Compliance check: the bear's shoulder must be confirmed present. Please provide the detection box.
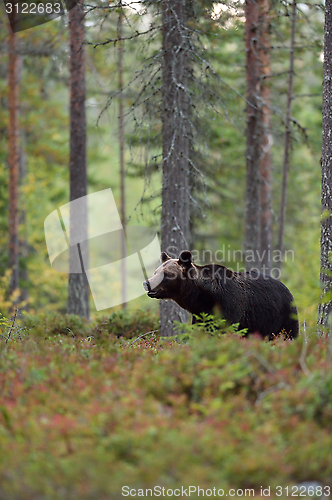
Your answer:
[194,263,235,279]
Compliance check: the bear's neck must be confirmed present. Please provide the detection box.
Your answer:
[173,268,223,316]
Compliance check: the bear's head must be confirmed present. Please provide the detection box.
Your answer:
[143,250,194,300]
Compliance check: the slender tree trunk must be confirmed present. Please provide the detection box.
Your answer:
[318,0,332,333]
[118,2,127,309]
[277,0,297,268]
[8,16,20,298]
[244,0,261,270]
[160,0,191,336]
[67,0,89,318]
[19,129,29,309]
[258,0,273,274]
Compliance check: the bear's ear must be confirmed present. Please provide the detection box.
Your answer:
[178,250,192,270]
[161,252,171,263]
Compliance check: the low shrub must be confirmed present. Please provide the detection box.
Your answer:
[21,311,92,337]
[0,316,331,499]
[94,308,159,339]
[20,309,159,340]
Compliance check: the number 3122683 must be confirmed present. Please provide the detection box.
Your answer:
[276,485,330,497]
[6,3,61,14]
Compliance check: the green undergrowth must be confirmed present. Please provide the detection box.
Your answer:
[0,312,331,499]
[20,309,159,340]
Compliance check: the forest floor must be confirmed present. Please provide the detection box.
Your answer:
[0,311,331,500]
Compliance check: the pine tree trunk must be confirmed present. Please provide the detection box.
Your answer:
[67,1,89,318]
[244,0,261,270]
[258,0,273,274]
[318,0,332,333]
[8,17,20,299]
[118,3,127,309]
[277,0,296,271]
[245,0,272,273]
[160,0,191,336]
[19,129,29,309]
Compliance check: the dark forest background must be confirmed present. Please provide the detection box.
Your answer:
[0,0,325,328]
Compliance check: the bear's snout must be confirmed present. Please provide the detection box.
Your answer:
[143,279,163,298]
[143,280,151,292]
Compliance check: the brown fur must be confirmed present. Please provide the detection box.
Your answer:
[143,251,299,339]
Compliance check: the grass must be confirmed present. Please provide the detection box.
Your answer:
[0,311,331,499]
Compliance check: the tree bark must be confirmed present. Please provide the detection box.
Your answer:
[258,0,273,274]
[118,2,127,309]
[277,0,296,269]
[19,129,29,309]
[160,0,191,336]
[318,0,332,333]
[245,0,273,274]
[244,0,261,270]
[67,0,89,318]
[8,16,20,298]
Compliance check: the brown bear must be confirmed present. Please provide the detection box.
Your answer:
[143,250,299,339]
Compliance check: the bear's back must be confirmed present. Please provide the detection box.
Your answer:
[196,265,298,338]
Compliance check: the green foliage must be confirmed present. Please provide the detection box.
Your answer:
[0,313,11,338]
[0,312,28,344]
[21,311,92,338]
[0,320,331,498]
[20,309,159,340]
[94,308,159,339]
[174,312,248,340]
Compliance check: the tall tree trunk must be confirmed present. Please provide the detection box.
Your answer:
[277,0,297,269]
[8,15,20,299]
[19,129,29,309]
[118,2,127,309]
[67,0,89,318]
[318,0,332,334]
[245,0,273,273]
[244,0,261,270]
[258,0,273,274]
[160,0,191,336]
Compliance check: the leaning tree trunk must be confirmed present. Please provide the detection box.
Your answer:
[160,0,191,336]
[8,15,20,299]
[244,0,261,271]
[318,0,332,334]
[67,0,89,318]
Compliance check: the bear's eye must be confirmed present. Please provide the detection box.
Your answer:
[164,272,174,279]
